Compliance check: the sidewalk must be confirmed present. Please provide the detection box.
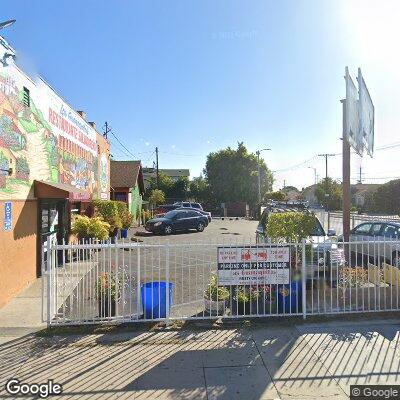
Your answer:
[0,316,399,399]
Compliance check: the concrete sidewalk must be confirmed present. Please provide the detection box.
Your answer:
[0,316,399,399]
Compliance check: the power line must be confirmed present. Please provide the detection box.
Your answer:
[103,123,136,159]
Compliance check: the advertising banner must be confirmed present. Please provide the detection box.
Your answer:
[217,245,291,286]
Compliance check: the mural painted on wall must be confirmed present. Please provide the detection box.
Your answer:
[0,68,105,200]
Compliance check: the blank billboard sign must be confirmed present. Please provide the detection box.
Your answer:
[345,67,362,155]
[358,68,375,157]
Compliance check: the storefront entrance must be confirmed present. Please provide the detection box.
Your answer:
[38,199,68,276]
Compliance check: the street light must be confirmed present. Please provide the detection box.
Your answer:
[308,166,317,185]
[256,148,271,204]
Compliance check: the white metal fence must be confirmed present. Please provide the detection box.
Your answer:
[45,237,400,326]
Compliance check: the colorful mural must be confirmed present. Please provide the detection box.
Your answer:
[0,66,108,200]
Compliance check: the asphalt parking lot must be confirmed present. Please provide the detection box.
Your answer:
[133,218,259,245]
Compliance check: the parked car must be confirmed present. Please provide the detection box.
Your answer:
[173,201,203,210]
[145,209,209,235]
[155,204,179,215]
[176,206,212,223]
[256,202,345,281]
[339,221,400,267]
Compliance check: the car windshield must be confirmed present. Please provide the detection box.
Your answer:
[164,210,181,219]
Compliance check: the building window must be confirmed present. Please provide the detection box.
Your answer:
[22,87,30,107]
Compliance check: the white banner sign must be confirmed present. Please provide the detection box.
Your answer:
[217,245,291,286]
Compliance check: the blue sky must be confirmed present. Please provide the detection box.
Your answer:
[3,0,400,189]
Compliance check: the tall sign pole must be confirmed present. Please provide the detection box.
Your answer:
[342,99,351,244]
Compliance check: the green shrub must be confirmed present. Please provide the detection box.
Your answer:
[93,200,122,231]
[265,211,316,242]
[204,274,230,301]
[72,215,110,240]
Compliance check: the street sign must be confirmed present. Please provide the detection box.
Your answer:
[217,245,290,286]
[4,201,12,231]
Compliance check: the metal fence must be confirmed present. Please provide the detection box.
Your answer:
[45,237,400,326]
[315,210,400,236]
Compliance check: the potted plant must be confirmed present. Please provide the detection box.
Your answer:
[71,215,110,242]
[204,274,230,315]
[120,212,134,239]
[259,285,277,314]
[93,200,122,243]
[232,286,261,315]
[96,272,117,318]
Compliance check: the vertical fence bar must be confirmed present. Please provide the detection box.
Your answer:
[302,239,307,319]
[46,238,52,326]
[165,242,170,324]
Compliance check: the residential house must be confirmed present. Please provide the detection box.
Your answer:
[143,168,190,189]
[110,160,145,224]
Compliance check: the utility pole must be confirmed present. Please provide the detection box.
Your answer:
[358,166,362,184]
[318,153,335,208]
[103,121,111,139]
[255,148,271,204]
[155,147,159,189]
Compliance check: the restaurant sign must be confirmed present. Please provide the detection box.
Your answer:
[217,245,290,286]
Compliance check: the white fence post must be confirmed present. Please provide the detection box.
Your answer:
[165,241,170,325]
[301,239,307,320]
[46,238,52,326]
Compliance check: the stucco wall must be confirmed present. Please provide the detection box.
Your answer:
[0,199,37,308]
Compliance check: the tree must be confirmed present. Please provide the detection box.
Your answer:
[264,191,287,202]
[364,179,400,214]
[189,176,211,204]
[315,178,342,211]
[148,189,165,206]
[145,173,189,201]
[204,142,273,209]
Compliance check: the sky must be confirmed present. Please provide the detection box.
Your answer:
[2,0,400,190]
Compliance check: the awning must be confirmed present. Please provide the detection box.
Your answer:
[34,180,91,201]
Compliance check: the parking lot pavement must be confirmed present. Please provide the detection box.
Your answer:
[1,316,399,399]
[132,218,259,245]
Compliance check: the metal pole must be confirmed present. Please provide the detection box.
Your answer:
[342,100,351,245]
[256,150,261,204]
[156,147,159,189]
[301,239,307,320]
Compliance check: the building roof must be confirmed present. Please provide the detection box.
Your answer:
[110,160,144,194]
[142,168,190,177]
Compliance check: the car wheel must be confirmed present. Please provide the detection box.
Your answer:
[196,222,205,232]
[164,225,172,235]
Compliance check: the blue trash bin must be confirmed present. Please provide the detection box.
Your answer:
[277,281,302,313]
[141,281,174,319]
[120,228,128,239]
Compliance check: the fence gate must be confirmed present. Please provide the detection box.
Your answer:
[45,238,400,326]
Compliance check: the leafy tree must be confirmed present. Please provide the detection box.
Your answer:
[315,178,342,211]
[264,191,287,202]
[189,176,211,204]
[145,173,189,201]
[204,142,273,208]
[364,179,400,214]
[148,189,166,206]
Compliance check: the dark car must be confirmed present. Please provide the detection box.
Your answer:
[145,209,208,235]
[176,207,212,223]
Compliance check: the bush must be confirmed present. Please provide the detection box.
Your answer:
[93,200,122,231]
[121,212,134,229]
[204,274,230,301]
[265,211,316,242]
[72,215,110,240]
[141,209,153,224]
